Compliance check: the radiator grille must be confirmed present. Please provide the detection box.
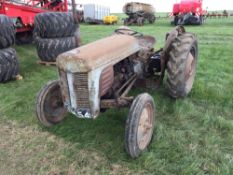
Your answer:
[73,73,90,109]
[59,70,90,109]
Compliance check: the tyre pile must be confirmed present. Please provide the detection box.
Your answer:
[34,12,80,62]
[0,15,19,83]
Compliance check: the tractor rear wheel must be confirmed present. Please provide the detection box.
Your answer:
[34,12,78,38]
[35,36,77,62]
[0,15,15,49]
[0,48,19,83]
[166,33,198,98]
[36,80,67,127]
[125,93,155,158]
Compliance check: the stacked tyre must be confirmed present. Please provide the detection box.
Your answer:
[34,12,80,62]
[0,15,20,83]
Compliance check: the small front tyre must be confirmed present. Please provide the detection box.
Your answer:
[36,80,67,127]
[125,93,155,158]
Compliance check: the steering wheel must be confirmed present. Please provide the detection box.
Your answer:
[114,28,143,37]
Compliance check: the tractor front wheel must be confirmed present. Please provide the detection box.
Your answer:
[125,93,155,158]
[166,33,198,98]
[36,80,67,127]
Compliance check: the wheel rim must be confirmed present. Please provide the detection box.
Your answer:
[185,48,196,92]
[43,83,66,123]
[137,103,154,150]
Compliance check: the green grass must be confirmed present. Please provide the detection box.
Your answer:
[0,17,233,175]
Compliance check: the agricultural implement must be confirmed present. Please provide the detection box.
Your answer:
[123,2,156,26]
[0,0,68,43]
[171,0,206,25]
[36,24,198,157]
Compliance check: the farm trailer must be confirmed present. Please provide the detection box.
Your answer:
[123,2,156,26]
[83,4,110,24]
[171,0,206,25]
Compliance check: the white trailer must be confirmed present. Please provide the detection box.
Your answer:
[83,4,110,24]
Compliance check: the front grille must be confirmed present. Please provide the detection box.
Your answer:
[73,73,90,109]
[59,69,90,110]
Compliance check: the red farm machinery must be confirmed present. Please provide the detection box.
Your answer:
[171,0,206,25]
[0,0,68,43]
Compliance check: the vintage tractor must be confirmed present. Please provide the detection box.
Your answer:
[123,2,156,26]
[36,26,198,158]
[171,0,206,25]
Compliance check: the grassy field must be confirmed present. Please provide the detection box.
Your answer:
[0,17,233,175]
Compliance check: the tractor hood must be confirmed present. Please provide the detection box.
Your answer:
[57,34,141,73]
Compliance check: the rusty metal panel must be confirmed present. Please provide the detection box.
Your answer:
[57,34,140,73]
[99,66,114,97]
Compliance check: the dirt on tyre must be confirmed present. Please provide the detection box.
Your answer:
[34,12,78,38]
[0,15,15,49]
[35,36,77,62]
[166,32,198,98]
[125,93,155,158]
[36,80,67,127]
[0,48,19,83]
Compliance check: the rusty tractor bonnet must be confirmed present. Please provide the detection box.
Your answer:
[57,28,156,119]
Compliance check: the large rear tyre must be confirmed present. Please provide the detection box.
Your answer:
[0,48,19,83]
[0,15,15,49]
[166,33,198,98]
[34,12,78,38]
[125,93,155,158]
[36,80,67,127]
[35,36,77,62]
